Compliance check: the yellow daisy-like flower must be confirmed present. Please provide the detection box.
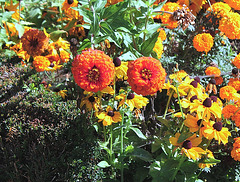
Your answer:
[32,56,50,72]
[169,70,188,82]
[3,21,18,37]
[97,106,122,126]
[170,133,205,160]
[203,121,231,145]
[115,91,149,111]
[113,58,128,80]
[232,53,240,69]
[53,37,70,50]
[219,12,240,40]
[153,37,164,59]
[199,149,216,168]
[193,33,214,54]
[184,114,205,136]
[223,0,240,10]
[62,0,78,11]
[80,94,100,112]
[190,97,222,120]
[59,48,70,64]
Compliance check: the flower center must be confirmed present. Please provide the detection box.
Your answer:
[213,122,223,131]
[210,96,217,102]
[127,93,135,99]
[107,110,115,117]
[182,140,192,149]
[88,67,100,82]
[203,97,212,107]
[88,96,95,102]
[50,63,54,67]
[141,68,152,80]
[67,0,74,4]
[30,38,39,48]
[113,57,121,67]
[210,78,216,84]
[190,95,198,102]
[190,81,198,88]
[194,76,200,83]
[197,119,204,127]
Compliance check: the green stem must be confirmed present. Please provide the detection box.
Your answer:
[120,111,124,182]
[18,1,21,23]
[176,86,185,132]
[103,125,107,142]
[58,0,63,29]
[171,154,185,181]
[143,3,150,42]
[163,89,174,119]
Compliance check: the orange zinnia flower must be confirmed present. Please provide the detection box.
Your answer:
[21,29,49,56]
[71,49,115,92]
[232,110,240,127]
[231,137,240,161]
[127,57,166,96]
[222,104,238,119]
[205,66,221,77]
[33,56,51,72]
[193,33,214,54]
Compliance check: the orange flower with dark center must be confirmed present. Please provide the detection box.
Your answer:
[21,29,49,56]
[127,57,166,96]
[71,49,115,92]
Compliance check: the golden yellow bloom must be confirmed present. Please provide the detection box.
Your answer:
[153,37,164,59]
[154,2,181,29]
[199,149,216,168]
[193,33,214,54]
[80,94,100,112]
[115,91,149,111]
[223,0,240,10]
[62,0,78,11]
[97,106,122,126]
[219,12,240,39]
[32,56,50,72]
[169,70,188,82]
[157,28,167,41]
[203,121,231,145]
[3,21,18,37]
[206,2,231,18]
[113,58,128,80]
[170,133,205,160]
[228,78,240,91]
[59,48,70,64]
[219,86,237,100]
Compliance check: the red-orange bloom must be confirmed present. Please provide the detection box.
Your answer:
[232,110,240,127]
[222,104,238,119]
[71,49,115,92]
[33,56,50,72]
[228,78,240,91]
[127,57,166,96]
[21,29,49,56]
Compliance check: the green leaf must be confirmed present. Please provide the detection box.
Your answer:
[199,158,221,164]
[177,133,193,143]
[156,116,170,127]
[101,1,128,20]
[93,0,107,13]
[75,7,92,24]
[13,23,25,38]
[50,30,67,42]
[140,31,159,56]
[130,126,147,140]
[153,0,167,12]
[97,161,111,168]
[129,148,153,162]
